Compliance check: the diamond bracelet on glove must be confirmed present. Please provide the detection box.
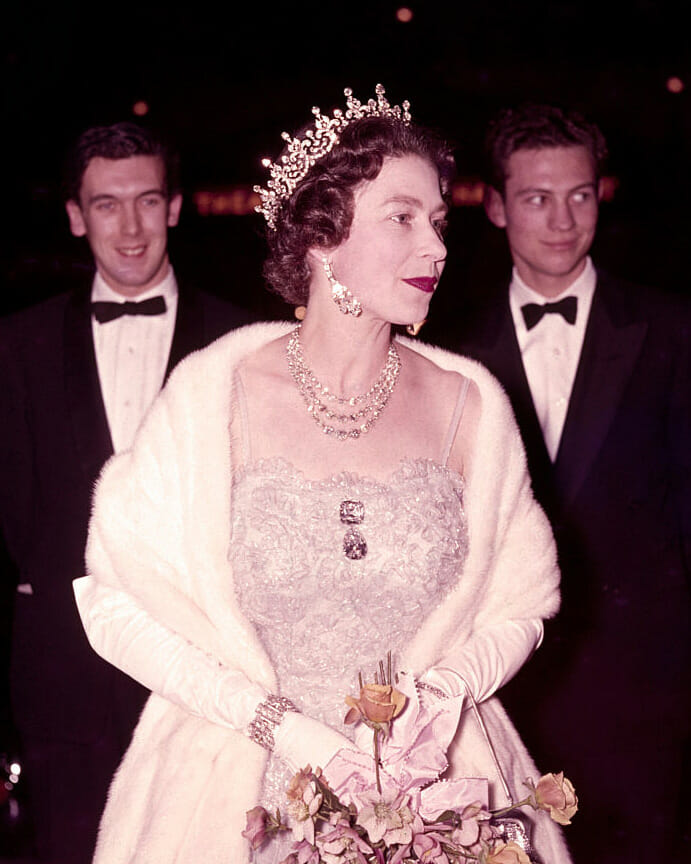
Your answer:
[416,680,449,701]
[247,694,299,751]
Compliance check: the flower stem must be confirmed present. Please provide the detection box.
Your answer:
[373,728,382,794]
[491,795,532,818]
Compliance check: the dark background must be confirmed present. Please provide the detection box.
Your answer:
[4,0,690,338]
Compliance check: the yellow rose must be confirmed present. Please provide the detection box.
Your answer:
[532,772,578,826]
[344,683,406,725]
[485,841,532,864]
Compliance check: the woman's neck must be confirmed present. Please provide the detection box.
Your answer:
[297,304,394,397]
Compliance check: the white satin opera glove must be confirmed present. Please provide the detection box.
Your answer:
[74,576,365,774]
[420,617,544,703]
[74,575,265,730]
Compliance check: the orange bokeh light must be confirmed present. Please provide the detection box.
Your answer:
[666,76,684,94]
[193,175,620,218]
[194,187,260,217]
[396,7,413,23]
[132,100,149,116]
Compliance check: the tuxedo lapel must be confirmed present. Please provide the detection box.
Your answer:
[554,277,647,506]
[63,286,113,483]
[465,297,554,507]
[64,285,213,481]
[487,303,549,463]
[165,286,205,380]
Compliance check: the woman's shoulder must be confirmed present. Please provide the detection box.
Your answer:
[399,341,461,389]
[400,336,506,399]
[398,342,480,417]
[402,337,523,448]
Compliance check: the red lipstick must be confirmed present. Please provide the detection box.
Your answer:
[403,277,437,293]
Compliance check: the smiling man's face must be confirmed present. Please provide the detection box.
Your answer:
[486,145,601,298]
[66,155,182,297]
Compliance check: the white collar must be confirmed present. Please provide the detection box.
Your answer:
[510,256,597,308]
[91,268,178,304]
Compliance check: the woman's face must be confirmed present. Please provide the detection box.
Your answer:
[326,154,448,325]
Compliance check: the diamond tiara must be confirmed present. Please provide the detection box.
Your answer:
[254,84,412,229]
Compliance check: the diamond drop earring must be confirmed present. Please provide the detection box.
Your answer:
[323,258,362,317]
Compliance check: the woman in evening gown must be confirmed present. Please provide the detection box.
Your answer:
[74,85,572,863]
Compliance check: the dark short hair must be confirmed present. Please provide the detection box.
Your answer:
[263,116,456,306]
[485,103,608,196]
[64,122,180,203]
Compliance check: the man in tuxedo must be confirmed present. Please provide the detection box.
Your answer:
[456,104,690,862]
[0,122,250,862]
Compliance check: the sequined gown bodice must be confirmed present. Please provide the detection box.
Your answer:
[231,455,469,826]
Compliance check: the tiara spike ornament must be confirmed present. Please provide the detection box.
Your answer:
[254,84,412,230]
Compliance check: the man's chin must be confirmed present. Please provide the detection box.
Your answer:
[537,254,589,282]
[99,264,168,298]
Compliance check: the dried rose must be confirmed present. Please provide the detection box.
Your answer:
[242,805,269,850]
[527,772,578,826]
[344,683,407,726]
[484,840,532,864]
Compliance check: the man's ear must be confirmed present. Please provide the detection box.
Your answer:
[65,200,87,237]
[484,186,507,229]
[167,193,183,227]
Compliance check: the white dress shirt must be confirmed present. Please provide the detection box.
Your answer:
[91,271,178,453]
[509,257,596,461]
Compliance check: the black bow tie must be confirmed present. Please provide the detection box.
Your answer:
[521,296,578,330]
[91,295,167,324]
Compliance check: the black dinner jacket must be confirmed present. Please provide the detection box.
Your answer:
[455,270,690,562]
[0,279,252,745]
[455,269,690,763]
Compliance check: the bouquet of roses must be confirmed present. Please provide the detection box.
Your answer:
[243,665,577,863]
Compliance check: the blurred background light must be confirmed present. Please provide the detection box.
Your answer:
[194,187,260,216]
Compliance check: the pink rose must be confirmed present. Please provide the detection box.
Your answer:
[242,805,269,851]
[529,772,578,826]
[485,841,532,864]
[345,683,406,726]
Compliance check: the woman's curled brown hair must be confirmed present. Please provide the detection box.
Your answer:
[263,115,456,306]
